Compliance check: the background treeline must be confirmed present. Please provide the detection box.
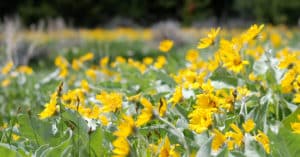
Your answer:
[0,0,299,27]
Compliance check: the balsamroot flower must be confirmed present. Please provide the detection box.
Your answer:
[159,39,174,52]
[197,28,220,49]
[212,129,226,151]
[96,91,123,112]
[136,97,153,127]
[255,130,270,154]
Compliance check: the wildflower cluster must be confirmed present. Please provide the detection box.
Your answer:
[0,25,300,156]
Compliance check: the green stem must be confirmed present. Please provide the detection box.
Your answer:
[158,116,190,157]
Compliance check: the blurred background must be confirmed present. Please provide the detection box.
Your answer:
[1,0,300,27]
[0,0,299,67]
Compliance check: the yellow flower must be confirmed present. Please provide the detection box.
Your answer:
[12,134,20,141]
[59,68,68,78]
[55,56,68,69]
[1,61,14,75]
[136,97,153,127]
[81,79,90,92]
[17,66,33,75]
[154,56,167,69]
[255,130,270,154]
[223,54,249,73]
[236,86,250,100]
[242,119,255,133]
[112,137,130,157]
[278,53,296,69]
[241,24,264,43]
[168,86,182,105]
[291,122,300,134]
[79,52,94,62]
[158,98,167,117]
[212,129,226,151]
[225,124,243,149]
[1,78,11,87]
[83,105,101,119]
[197,28,220,49]
[85,69,97,80]
[96,91,122,112]
[114,115,135,137]
[98,115,109,126]
[39,92,58,119]
[281,68,296,93]
[100,56,109,67]
[270,32,282,48]
[248,72,258,81]
[159,39,174,52]
[127,93,141,102]
[188,108,214,133]
[185,49,199,63]
[143,57,154,65]
[195,93,219,109]
[72,59,82,70]
[293,93,300,103]
[159,137,180,157]
[291,114,300,134]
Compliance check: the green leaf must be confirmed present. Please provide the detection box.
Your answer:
[196,137,212,157]
[216,147,228,157]
[282,107,300,130]
[268,129,290,157]
[89,127,107,157]
[270,108,300,157]
[43,132,72,157]
[17,114,59,146]
[0,143,21,157]
[210,67,238,87]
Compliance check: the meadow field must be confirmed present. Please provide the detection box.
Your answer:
[1,24,300,157]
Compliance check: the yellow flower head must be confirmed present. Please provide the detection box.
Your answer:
[112,137,130,157]
[225,124,244,149]
[291,122,300,134]
[185,49,199,63]
[100,56,109,68]
[1,61,14,75]
[212,129,226,151]
[168,86,182,105]
[188,108,214,133]
[154,56,167,69]
[85,69,97,80]
[255,130,270,154]
[159,136,180,157]
[96,91,122,112]
[136,97,153,127]
[17,66,33,75]
[114,115,135,137]
[39,92,58,119]
[242,119,255,133]
[1,78,11,87]
[81,79,90,92]
[79,52,94,62]
[158,97,167,117]
[241,24,264,43]
[197,28,220,49]
[143,57,154,65]
[159,39,174,52]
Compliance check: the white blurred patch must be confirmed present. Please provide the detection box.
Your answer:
[182,89,195,99]
[84,118,97,131]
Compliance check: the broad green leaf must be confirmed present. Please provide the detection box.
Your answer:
[0,143,21,157]
[17,114,60,146]
[210,67,238,87]
[89,127,107,157]
[196,137,212,157]
[43,132,72,157]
